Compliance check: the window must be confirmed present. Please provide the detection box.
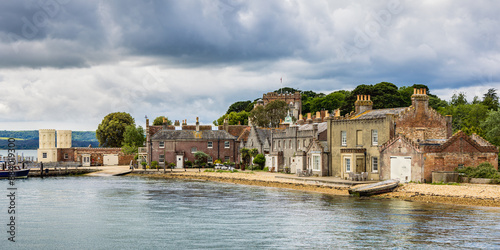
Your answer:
[341,131,347,146]
[289,140,292,149]
[224,156,230,162]
[159,141,165,148]
[43,153,47,158]
[64,153,68,159]
[298,140,301,149]
[159,154,165,162]
[208,156,213,163]
[224,141,230,148]
[191,147,197,153]
[356,130,363,145]
[312,155,320,171]
[303,139,306,147]
[207,141,213,148]
[372,130,378,146]
[345,157,351,172]
[372,157,378,172]
[278,140,281,148]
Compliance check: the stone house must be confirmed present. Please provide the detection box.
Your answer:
[379,131,498,182]
[328,88,498,182]
[268,122,329,175]
[244,126,275,155]
[149,118,238,168]
[327,95,405,180]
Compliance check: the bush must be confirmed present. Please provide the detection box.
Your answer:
[263,167,269,171]
[185,161,193,168]
[253,154,265,169]
[141,161,146,167]
[151,161,158,169]
[457,162,500,179]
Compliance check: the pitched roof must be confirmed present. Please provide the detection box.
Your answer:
[298,122,327,133]
[351,107,407,120]
[151,129,236,140]
[237,127,251,142]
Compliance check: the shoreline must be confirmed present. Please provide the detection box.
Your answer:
[129,170,500,208]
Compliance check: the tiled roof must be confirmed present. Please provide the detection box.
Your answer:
[151,129,236,140]
[352,107,407,120]
[237,127,251,142]
[298,122,327,133]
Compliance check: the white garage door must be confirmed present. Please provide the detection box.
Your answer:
[390,156,411,182]
[103,154,119,166]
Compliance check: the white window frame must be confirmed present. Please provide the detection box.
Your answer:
[224,141,230,149]
[224,156,230,162]
[372,157,378,172]
[372,130,378,146]
[64,153,69,159]
[43,153,47,158]
[159,141,165,148]
[208,156,213,163]
[341,131,347,146]
[191,147,197,153]
[207,141,213,149]
[159,154,165,162]
[345,157,351,172]
[312,155,320,171]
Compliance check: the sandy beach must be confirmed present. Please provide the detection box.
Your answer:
[130,169,500,207]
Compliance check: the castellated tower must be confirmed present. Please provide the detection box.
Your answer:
[37,129,57,162]
[57,130,72,148]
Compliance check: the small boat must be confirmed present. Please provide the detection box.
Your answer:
[349,179,399,196]
[0,168,30,179]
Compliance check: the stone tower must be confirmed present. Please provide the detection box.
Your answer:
[57,130,72,148]
[37,129,57,162]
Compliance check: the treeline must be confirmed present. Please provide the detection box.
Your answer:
[214,82,500,147]
[0,130,99,149]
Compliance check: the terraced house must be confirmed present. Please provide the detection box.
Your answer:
[328,89,498,182]
[147,118,238,168]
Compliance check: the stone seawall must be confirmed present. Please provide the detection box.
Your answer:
[130,171,500,207]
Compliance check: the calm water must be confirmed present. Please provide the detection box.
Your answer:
[1,176,499,249]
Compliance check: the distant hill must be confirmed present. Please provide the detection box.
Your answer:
[0,130,99,149]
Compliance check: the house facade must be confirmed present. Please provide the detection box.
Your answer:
[328,95,405,180]
[268,122,329,175]
[149,118,238,168]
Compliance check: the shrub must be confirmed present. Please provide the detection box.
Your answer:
[253,154,265,169]
[457,162,500,179]
[141,161,147,167]
[185,161,193,168]
[263,167,269,171]
[151,161,158,169]
[169,163,176,169]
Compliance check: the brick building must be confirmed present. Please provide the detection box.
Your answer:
[328,88,498,182]
[254,91,302,121]
[149,118,238,168]
[37,129,133,166]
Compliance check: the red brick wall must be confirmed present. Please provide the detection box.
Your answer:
[57,148,76,162]
[396,106,451,143]
[423,137,499,181]
[152,139,237,165]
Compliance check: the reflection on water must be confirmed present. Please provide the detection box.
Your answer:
[2,176,499,249]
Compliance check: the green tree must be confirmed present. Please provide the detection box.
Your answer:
[96,112,135,147]
[153,116,172,126]
[439,103,489,134]
[240,148,250,167]
[481,110,500,146]
[226,101,252,114]
[265,100,288,128]
[122,125,145,154]
[253,154,266,169]
[213,111,249,126]
[274,87,299,93]
[482,88,499,111]
[450,92,468,106]
[194,151,209,166]
[248,105,269,127]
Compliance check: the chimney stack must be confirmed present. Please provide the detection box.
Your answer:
[355,94,373,114]
[411,88,429,115]
[196,117,200,132]
[314,111,322,123]
[306,113,313,124]
[298,114,304,125]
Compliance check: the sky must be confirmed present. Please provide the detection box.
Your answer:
[0,0,499,131]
